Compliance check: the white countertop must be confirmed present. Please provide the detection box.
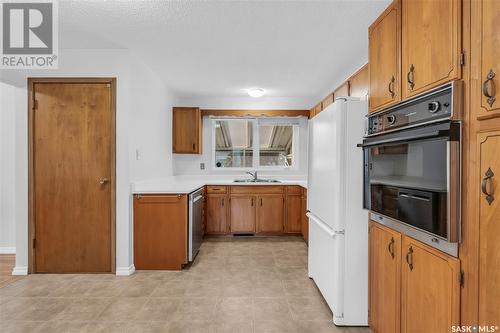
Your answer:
[132,175,307,194]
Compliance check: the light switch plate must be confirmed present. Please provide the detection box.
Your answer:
[200,163,205,170]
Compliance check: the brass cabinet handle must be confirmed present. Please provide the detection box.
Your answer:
[99,178,110,185]
[192,143,196,151]
[251,198,254,206]
[406,246,414,270]
[407,64,415,90]
[260,198,263,206]
[483,69,496,107]
[388,76,396,98]
[221,198,224,207]
[482,167,495,205]
[388,237,395,259]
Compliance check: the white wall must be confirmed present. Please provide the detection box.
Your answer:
[0,49,176,274]
[173,115,308,177]
[0,82,17,253]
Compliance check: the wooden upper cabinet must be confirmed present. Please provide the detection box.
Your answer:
[334,81,350,98]
[321,93,335,111]
[369,222,401,333]
[229,196,256,233]
[472,0,500,120]
[257,195,284,233]
[478,130,500,325]
[349,64,370,102]
[369,0,401,112]
[401,236,460,333]
[401,0,461,98]
[172,107,202,154]
[205,195,227,234]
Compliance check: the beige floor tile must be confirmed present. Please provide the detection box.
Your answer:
[16,298,74,321]
[133,297,181,321]
[283,279,321,297]
[253,319,299,333]
[84,280,127,297]
[252,279,285,297]
[0,321,43,333]
[118,279,162,297]
[97,297,148,321]
[55,298,112,321]
[172,296,218,320]
[38,320,90,333]
[210,320,253,333]
[150,279,190,297]
[214,297,253,321]
[287,296,332,321]
[253,297,293,321]
[221,278,254,297]
[165,320,213,333]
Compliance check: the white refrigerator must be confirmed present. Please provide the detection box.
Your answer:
[307,97,368,326]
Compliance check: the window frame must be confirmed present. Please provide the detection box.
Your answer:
[210,116,300,171]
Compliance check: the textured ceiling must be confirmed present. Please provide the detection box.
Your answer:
[18,1,392,106]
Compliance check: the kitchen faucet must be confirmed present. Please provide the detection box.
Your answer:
[246,171,258,180]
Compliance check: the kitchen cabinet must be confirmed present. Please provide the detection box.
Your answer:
[334,81,350,98]
[229,196,256,233]
[471,0,500,120]
[401,0,461,98]
[477,130,500,324]
[369,0,400,112]
[301,188,308,243]
[257,195,285,233]
[172,107,202,154]
[205,195,228,234]
[401,236,460,333]
[133,194,188,270]
[368,221,401,333]
[349,64,370,102]
[285,186,302,233]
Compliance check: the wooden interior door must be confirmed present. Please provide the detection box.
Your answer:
[472,0,500,120]
[31,80,115,273]
[229,196,256,233]
[401,236,460,333]
[257,195,284,233]
[368,221,401,333]
[478,130,500,325]
[206,195,227,234]
[401,0,461,98]
[369,0,400,112]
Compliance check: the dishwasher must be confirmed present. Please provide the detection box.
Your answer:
[188,188,204,261]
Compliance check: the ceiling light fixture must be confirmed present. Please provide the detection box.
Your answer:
[248,88,265,98]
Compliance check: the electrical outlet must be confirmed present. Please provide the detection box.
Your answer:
[200,163,205,170]
[135,149,141,160]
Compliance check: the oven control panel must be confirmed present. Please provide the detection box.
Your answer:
[367,83,454,136]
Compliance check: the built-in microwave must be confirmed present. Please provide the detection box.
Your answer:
[361,82,462,257]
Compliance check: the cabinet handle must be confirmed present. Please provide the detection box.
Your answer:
[406,246,414,271]
[481,167,495,205]
[407,64,415,90]
[260,198,263,206]
[192,143,196,151]
[251,198,254,206]
[388,76,395,98]
[483,69,496,107]
[388,237,395,259]
[221,198,224,207]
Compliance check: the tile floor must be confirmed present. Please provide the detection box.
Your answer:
[0,237,372,333]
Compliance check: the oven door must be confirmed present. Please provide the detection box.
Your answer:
[362,121,460,243]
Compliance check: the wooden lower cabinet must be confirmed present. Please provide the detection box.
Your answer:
[257,195,285,233]
[229,196,256,233]
[477,130,500,324]
[369,221,460,333]
[285,193,302,233]
[133,194,188,270]
[401,236,460,333]
[205,195,228,234]
[369,221,401,333]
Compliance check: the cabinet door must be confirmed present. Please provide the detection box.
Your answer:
[229,196,256,233]
[172,107,201,154]
[401,236,460,333]
[301,190,308,243]
[133,195,188,270]
[285,195,302,233]
[478,130,500,324]
[472,0,500,119]
[257,195,284,233]
[369,222,401,333]
[206,195,227,234]
[369,0,400,112]
[401,0,461,98]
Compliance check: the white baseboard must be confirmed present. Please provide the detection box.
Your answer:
[115,264,135,276]
[0,247,16,254]
[12,266,28,276]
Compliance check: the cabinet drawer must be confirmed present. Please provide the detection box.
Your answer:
[286,185,302,195]
[230,185,284,195]
[206,185,227,194]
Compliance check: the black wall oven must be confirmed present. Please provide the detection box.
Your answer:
[362,82,461,256]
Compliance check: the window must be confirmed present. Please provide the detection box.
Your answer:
[213,118,299,169]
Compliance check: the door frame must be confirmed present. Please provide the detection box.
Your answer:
[28,77,117,273]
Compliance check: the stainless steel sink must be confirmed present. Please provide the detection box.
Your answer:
[233,179,281,183]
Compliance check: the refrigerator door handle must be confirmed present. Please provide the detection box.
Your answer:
[306,212,344,237]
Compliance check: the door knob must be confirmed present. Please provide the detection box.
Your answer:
[99,178,110,185]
